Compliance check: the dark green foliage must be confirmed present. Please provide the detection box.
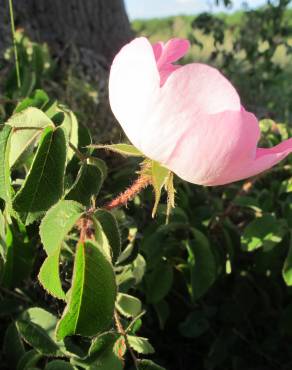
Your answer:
[116,293,142,318]
[56,240,117,339]
[93,209,121,263]
[13,126,67,224]
[39,200,84,256]
[3,323,25,369]
[187,230,218,300]
[45,361,74,370]
[7,107,53,168]
[38,249,66,300]
[65,162,103,207]
[1,222,36,288]
[16,307,65,356]
[0,125,12,203]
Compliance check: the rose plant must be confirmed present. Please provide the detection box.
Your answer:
[1,36,292,370]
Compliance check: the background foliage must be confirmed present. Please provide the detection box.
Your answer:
[1,1,292,370]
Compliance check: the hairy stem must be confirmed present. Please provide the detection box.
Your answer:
[104,174,151,211]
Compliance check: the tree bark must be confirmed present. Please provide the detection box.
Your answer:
[0,0,133,140]
[1,0,132,65]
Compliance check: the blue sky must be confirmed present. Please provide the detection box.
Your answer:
[124,0,266,19]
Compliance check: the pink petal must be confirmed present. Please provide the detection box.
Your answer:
[109,38,160,149]
[159,64,181,86]
[154,38,190,85]
[165,107,260,185]
[156,38,190,69]
[109,37,291,186]
[221,138,292,185]
[152,42,164,61]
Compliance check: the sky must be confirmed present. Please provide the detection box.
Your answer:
[124,0,267,20]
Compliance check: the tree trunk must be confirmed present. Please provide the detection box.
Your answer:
[0,0,133,140]
[1,0,132,65]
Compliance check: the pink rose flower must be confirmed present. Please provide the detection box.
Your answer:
[109,37,292,186]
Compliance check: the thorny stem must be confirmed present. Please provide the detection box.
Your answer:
[114,309,139,369]
[8,0,21,89]
[104,174,151,211]
[76,217,94,243]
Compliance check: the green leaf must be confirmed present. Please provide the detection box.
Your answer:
[187,229,217,301]
[7,107,53,168]
[38,200,84,299]
[87,156,108,181]
[44,100,59,119]
[38,248,66,300]
[94,210,121,263]
[74,351,123,370]
[233,195,261,213]
[116,227,138,265]
[116,293,142,318]
[14,89,50,113]
[3,323,25,369]
[132,254,147,284]
[40,200,84,255]
[89,332,119,357]
[65,162,103,207]
[0,125,12,203]
[56,240,117,339]
[90,143,144,157]
[74,332,123,370]
[2,224,36,288]
[92,219,112,261]
[280,178,292,194]
[45,360,74,370]
[137,359,166,370]
[128,335,154,354]
[16,307,65,356]
[0,208,6,247]
[117,253,146,289]
[283,233,292,286]
[78,123,92,154]
[58,107,78,161]
[16,349,42,370]
[13,126,67,224]
[1,225,13,285]
[145,259,173,304]
[241,214,286,252]
[151,161,170,217]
